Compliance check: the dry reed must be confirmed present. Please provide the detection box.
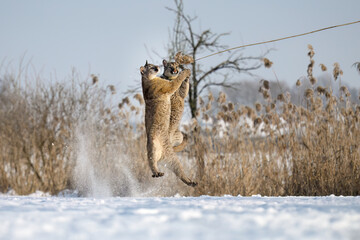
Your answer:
[1,45,359,196]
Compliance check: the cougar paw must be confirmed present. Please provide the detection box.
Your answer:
[152,172,164,178]
[187,181,198,187]
[182,69,191,76]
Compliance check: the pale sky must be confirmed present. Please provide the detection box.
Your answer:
[1,0,360,94]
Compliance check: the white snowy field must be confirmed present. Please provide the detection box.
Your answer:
[0,194,360,240]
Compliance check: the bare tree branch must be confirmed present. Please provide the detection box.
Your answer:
[198,81,234,96]
[164,0,270,118]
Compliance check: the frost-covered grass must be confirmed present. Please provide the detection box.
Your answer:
[0,194,360,240]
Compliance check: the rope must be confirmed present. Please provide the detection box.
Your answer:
[196,20,360,61]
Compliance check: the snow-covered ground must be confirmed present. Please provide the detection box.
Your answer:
[0,194,359,240]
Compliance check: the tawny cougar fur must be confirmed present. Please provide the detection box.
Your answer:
[161,52,194,152]
[140,61,197,187]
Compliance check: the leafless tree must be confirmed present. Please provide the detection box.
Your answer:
[166,0,269,118]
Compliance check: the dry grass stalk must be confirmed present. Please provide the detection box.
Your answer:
[1,44,360,197]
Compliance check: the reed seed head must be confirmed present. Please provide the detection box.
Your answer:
[91,74,99,85]
[196,110,200,117]
[133,93,144,105]
[263,117,269,125]
[325,91,331,99]
[356,106,360,114]
[217,111,224,120]
[288,103,293,110]
[222,105,228,112]
[262,90,270,99]
[122,97,130,105]
[217,92,226,104]
[255,102,262,112]
[333,62,343,81]
[254,117,262,126]
[198,96,204,106]
[305,88,314,99]
[108,85,116,94]
[277,94,285,102]
[208,92,214,102]
[246,106,255,119]
[174,51,194,64]
[309,76,317,85]
[307,60,315,78]
[307,44,315,58]
[271,102,276,110]
[263,80,270,90]
[319,64,327,71]
[202,113,209,121]
[339,86,351,97]
[316,86,326,95]
[263,58,273,68]
[228,102,234,111]
[340,86,348,93]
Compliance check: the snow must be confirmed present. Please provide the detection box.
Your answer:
[1,194,360,240]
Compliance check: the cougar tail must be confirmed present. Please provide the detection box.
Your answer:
[173,132,188,153]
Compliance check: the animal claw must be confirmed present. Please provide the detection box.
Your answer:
[188,181,198,187]
[152,172,164,178]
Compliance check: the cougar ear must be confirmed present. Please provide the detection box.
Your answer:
[162,59,167,66]
[145,60,148,67]
[140,66,145,75]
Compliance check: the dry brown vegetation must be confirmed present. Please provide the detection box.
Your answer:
[1,46,360,196]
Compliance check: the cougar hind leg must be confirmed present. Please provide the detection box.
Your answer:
[147,137,164,178]
[165,151,197,187]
